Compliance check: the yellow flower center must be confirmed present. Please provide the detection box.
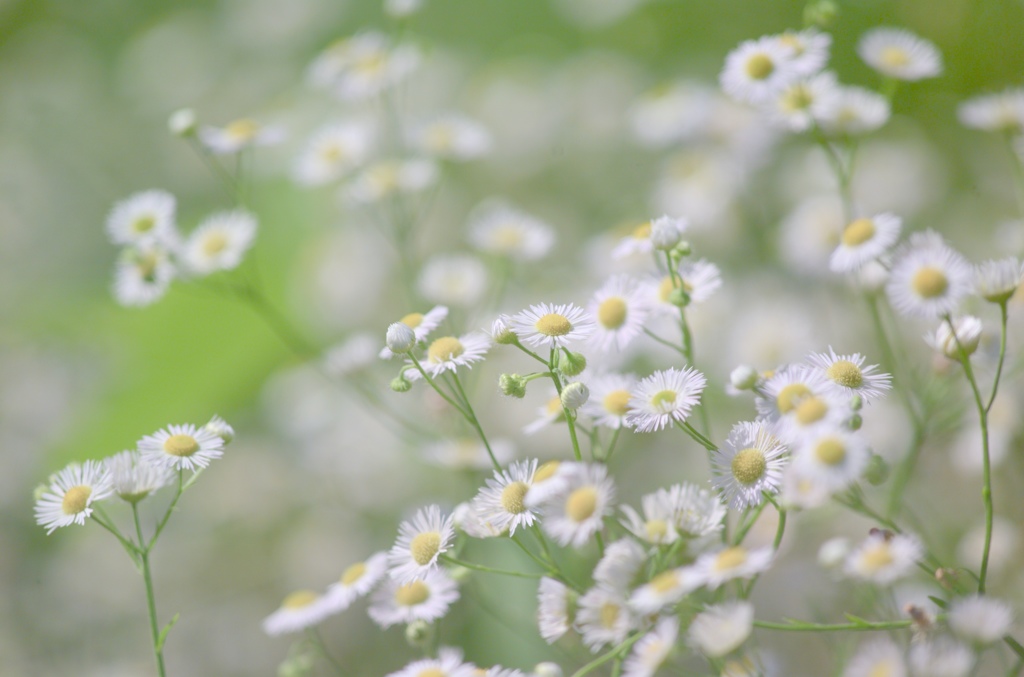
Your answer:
[533,461,560,484]
[566,486,598,522]
[535,313,572,337]
[745,53,775,80]
[650,389,677,411]
[395,581,430,606]
[827,360,863,388]
[650,570,680,593]
[163,434,200,457]
[427,337,464,363]
[644,519,668,542]
[426,125,454,152]
[842,218,876,246]
[597,297,628,329]
[632,221,652,240]
[224,118,260,142]
[320,143,344,163]
[860,543,894,571]
[400,312,424,328]
[658,276,693,302]
[492,225,524,250]
[282,590,318,609]
[417,670,446,677]
[714,547,748,572]
[340,562,367,586]
[731,448,767,485]
[599,601,620,628]
[815,437,846,466]
[795,396,829,425]
[776,383,811,414]
[410,531,441,565]
[780,84,813,112]
[545,396,564,416]
[61,485,91,515]
[137,252,160,282]
[355,51,387,75]
[201,232,229,257]
[912,267,948,298]
[500,481,529,514]
[132,215,156,234]
[879,46,910,68]
[603,390,631,417]
[778,33,803,54]
[868,662,898,677]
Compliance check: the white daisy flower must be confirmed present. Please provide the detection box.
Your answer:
[203,414,234,443]
[756,365,832,421]
[777,28,832,76]
[829,213,902,273]
[620,488,680,546]
[844,638,907,677]
[948,594,1015,644]
[453,500,503,539]
[137,423,225,472]
[628,566,703,614]
[907,637,974,677]
[808,348,892,403]
[926,315,983,360]
[761,70,840,132]
[409,113,492,161]
[181,210,257,275]
[587,276,650,352]
[384,0,424,18]
[974,257,1023,303]
[818,85,891,135]
[536,462,615,548]
[958,88,1024,133]
[387,504,456,583]
[417,254,489,308]
[844,531,923,584]
[34,461,113,535]
[628,81,716,148]
[887,231,972,318]
[104,450,172,504]
[472,459,539,536]
[409,333,491,379]
[611,220,658,259]
[772,390,851,446]
[691,545,774,590]
[648,259,723,314]
[386,647,476,677]
[309,33,420,102]
[688,601,754,658]
[467,202,556,262]
[261,590,330,636]
[422,437,515,471]
[720,35,803,104]
[711,421,788,510]
[858,28,943,81]
[791,430,871,493]
[198,118,286,155]
[105,190,177,247]
[345,158,437,204]
[379,305,449,359]
[537,576,573,644]
[113,244,176,307]
[575,586,635,652]
[522,392,567,436]
[670,482,728,540]
[524,460,573,507]
[293,120,375,186]
[592,538,647,593]
[322,551,389,614]
[369,567,460,629]
[324,332,378,376]
[511,303,595,350]
[625,367,707,433]
[582,372,639,430]
[621,616,678,677]
[780,463,834,509]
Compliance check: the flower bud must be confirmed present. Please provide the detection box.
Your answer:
[386,322,417,353]
[168,108,198,137]
[557,350,587,377]
[864,453,889,485]
[204,415,234,443]
[560,382,590,411]
[650,215,685,251]
[668,287,690,307]
[498,373,527,398]
[847,413,862,431]
[849,394,863,412]
[803,0,838,28]
[929,316,982,360]
[729,365,759,391]
[390,375,412,392]
[405,620,431,649]
[491,315,518,345]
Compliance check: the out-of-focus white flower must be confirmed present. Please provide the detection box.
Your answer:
[417,254,489,307]
[113,244,176,307]
[534,463,615,548]
[844,531,923,584]
[959,89,1024,133]
[321,551,389,614]
[720,35,803,104]
[537,576,572,644]
[384,0,424,18]
[261,590,330,636]
[293,121,375,186]
[830,213,902,273]
[886,230,972,319]
[368,572,460,628]
[690,545,774,589]
[180,210,257,275]
[106,190,178,247]
[198,118,286,155]
[857,28,943,81]
[587,275,650,353]
[409,113,492,160]
[105,451,172,504]
[974,257,1023,303]
[346,158,437,203]
[628,81,716,147]
[688,601,754,657]
[948,594,1015,644]
[818,86,891,135]
[621,616,678,677]
[761,71,840,132]
[844,638,906,677]
[467,201,556,262]
[592,538,646,593]
[582,372,638,430]
[907,637,974,677]
[576,586,635,651]
[307,32,420,101]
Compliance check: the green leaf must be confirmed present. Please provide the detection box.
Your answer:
[156,612,180,652]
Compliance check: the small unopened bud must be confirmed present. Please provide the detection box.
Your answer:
[204,415,234,443]
[533,663,564,677]
[499,373,527,398]
[560,382,590,411]
[33,483,48,502]
[650,215,685,251]
[386,322,416,353]
[930,316,982,360]
[668,287,690,307]
[729,365,759,391]
[804,0,839,28]
[491,315,518,345]
[848,413,863,430]
[405,620,431,649]
[558,350,587,376]
[864,453,889,485]
[850,394,863,412]
[672,240,692,258]
[168,108,198,137]
[390,375,412,392]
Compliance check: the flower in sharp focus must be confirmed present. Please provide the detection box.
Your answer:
[385,647,476,677]
[409,333,491,379]
[974,257,1023,303]
[575,586,635,652]
[104,450,172,504]
[105,190,178,247]
[537,576,573,644]
[113,244,176,307]
[830,213,902,273]
[472,459,539,536]
[369,568,460,629]
[467,201,556,262]
[844,531,923,584]
[379,305,448,359]
[198,118,286,155]
[511,303,595,350]
[137,422,225,472]
[34,460,113,534]
[293,120,376,187]
[587,276,650,352]
[181,210,257,275]
[808,347,892,403]
[948,594,1015,645]
[321,551,389,615]
[621,616,678,677]
[688,601,755,658]
[387,504,455,583]
[625,366,707,433]
[857,27,943,81]
[535,462,615,548]
[711,420,788,510]
[261,590,331,636]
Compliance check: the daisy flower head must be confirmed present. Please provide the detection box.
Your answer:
[370,567,460,629]
[417,254,489,307]
[592,538,647,593]
[379,305,448,359]
[523,391,567,436]
[199,118,286,155]
[467,201,556,262]
[620,488,680,546]
[688,601,754,658]
[472,459,539,536]
[575,586,635,652]
[324,332,378,376]
[537,576,573,644]
[720,35,803,104]
[830,213,902,273]
[346,158,438,204]
[181,210,257,276]
[818,85,891,136]
[648,259,723,314]
[780,463,833,509]
[293,120,376,187]
[137,422,225,472]
[409,113,492,161]
[762,70,839,133]
[622,616,678,677]
[926,315,983,360]
[958,88,1024,134]
[948,594,1015,644]
[410,332,491,379]
[309,32,420,102]
[777,28,832,76]
[512,303,594,350]
[670,482,728,540]
[755,364,836,422]
[611,219,657,259]
[844,530,923,584]
[772,389,851,446]
[692,545,774,590]
[422,437,515,471]
[386,647,476,677]
[322,551,389,614]
[203,414,234,444]
[104,450,172,504]
[791,429,871,493]
[711,421,788,510]
[809,348,892,403]
[105,189,177,247]
[387,505,455,584]
[974,257,1023,304]
[858,28,943,81]
[887,231,972,318]
[844,638,907,677]
[907,637,974,677]
[587,276,650,352]
[34,460,113,535]
[628,566,702,614]
[536,462,616,548]
[582,372,639,430]
[524,460,573,507]
[625,366,707,433]
[113,243,176,307]
[261,590,330,636]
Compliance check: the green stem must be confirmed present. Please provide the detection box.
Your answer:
[675,420,717,453]
[742,497,786,599]
[641,327,686,356]
[91,507,141,563]
[732,502,768,546]
[570,633,645,677]
[133,504,168,677]
[149,471,187,550]
[603,427,622,463]
[234,282,317,359]
[451,371,501,471]
[753,618,912,632]
[408,354,470,419]
[440,555,544,579]
[307,628,347,676]
[986,302,1010,413]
